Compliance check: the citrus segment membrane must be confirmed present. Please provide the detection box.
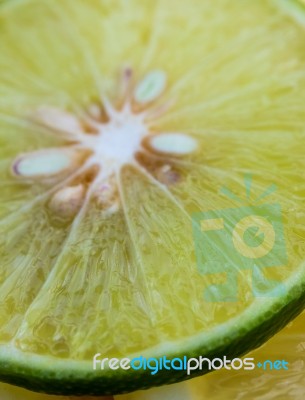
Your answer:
[0,0,305,395]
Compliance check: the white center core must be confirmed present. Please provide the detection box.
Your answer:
[83,107,147,174]
[16,100,198,182]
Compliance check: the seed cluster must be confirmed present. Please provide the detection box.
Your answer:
[11,69,198,218]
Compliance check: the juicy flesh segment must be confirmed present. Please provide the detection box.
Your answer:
[0,0,305,361]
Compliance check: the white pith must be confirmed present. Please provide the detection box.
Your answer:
[11,70,198,216]
[83,103,148,176]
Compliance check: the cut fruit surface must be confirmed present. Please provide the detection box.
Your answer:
[0,0,305,396]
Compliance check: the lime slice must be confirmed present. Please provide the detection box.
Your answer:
[0,0,305,396]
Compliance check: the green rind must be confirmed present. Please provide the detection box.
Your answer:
[0,267,305,396]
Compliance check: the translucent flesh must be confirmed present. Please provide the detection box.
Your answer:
[1,312,304,398]
[0,0,305,362]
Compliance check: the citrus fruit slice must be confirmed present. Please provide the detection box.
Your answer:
[0,0,305,396]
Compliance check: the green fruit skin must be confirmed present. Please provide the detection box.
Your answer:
[1,277,305,396]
